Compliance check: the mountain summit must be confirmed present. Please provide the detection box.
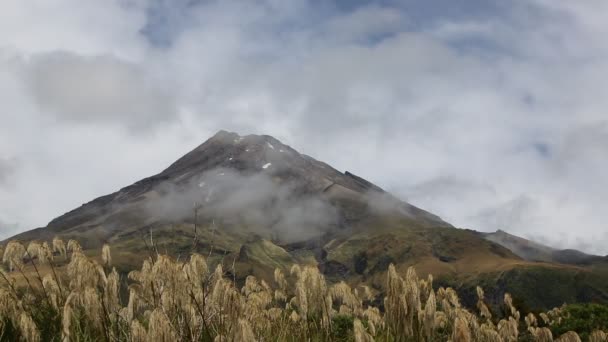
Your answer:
[31,130,448,244]
[7,131,608,310]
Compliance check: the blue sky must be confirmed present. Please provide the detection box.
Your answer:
[1,0,607,254]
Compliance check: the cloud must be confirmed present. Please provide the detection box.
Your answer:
[0,157,17,186]
[23,51,177,130]
[1,0,608,255]
[144,168,338,243]
[0,218,20,237]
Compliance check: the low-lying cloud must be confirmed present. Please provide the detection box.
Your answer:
[145,168,338,243]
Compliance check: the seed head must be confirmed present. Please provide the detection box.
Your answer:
[130,320,148,342]
[3,241,26,271]
[354,318,374,342]
[589,330,607,342]
[67,240,82,253]
[52,237,67,258]
[42,275,61,310]
[556,331,581,342]
[19,312,40,342]
[230,318,255,342]
[39,242,53,263]
[531,327,553,342]
[452,315,471,342]
[101,244,111,267]
[148,309,177,341]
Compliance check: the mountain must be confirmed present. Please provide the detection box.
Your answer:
[5,130,608,310]
[484,229,606,266]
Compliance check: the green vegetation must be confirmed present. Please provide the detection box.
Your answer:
[551,304,608,340]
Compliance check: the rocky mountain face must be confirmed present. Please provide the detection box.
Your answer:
[6,131,608,310]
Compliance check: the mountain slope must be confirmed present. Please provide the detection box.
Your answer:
[32,130,448,242]
[5,130,608,310]
[484,229,606,266]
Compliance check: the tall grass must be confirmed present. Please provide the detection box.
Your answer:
[0,238,605,341]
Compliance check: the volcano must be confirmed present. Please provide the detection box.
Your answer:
[6,131,608,310]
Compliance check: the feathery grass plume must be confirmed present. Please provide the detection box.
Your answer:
[26,242,41,260]
[242,276,273,330]
[266,307,283,320]
[130,320,149,342]
[589,330,607,342]
[101,244,111,267]
[274,268,288,290]
[497,317,518,342]
[66,239,82,253]
[433,311,447,329]
[339,304,353,315]
[62,292,77,342]
[446,287,461,309]
[52,237,67,258]
[230,319,256,342]
[39,242,53,263]
[148,309,177,341]
[242,276,262,297]
[0,288,20,326]
[128,258,154,303]
[555,331,581,342]
[294,265,329,326]
[126,286,139,322]
[384,264,408,337]
[404,266,421,318]
[82,286,103,329]
[476,286,492,320]
[330,281,359,312]
[290,310,300,323]
[363,307,383,333]
[477,323,503,342]
[105,267,120,312]
[211,275,244,326]
[546,306,564,325]
[531,327,554,342]
[359,285,374,302]
[67,249,106,290]
[354,318,374,342]
[42,274,61,310]
[452,314,471,342]
[423,289,436,340]
[504,293,520,320]
[274,289,287,303]
[525,312,538,329]
[290,264,301,277]
[185,253,208,286]
[19,311,40,342]
[539,312,550,325]
[3,241,26,271]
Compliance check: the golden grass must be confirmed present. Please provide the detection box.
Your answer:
[0,238,604,341]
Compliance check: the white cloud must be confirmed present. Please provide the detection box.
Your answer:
[24,51,177,129]
[1,0,608,255]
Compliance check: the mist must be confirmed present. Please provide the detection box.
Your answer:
[144,167,339,243]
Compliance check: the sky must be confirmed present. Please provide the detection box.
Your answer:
[1,0,607,255]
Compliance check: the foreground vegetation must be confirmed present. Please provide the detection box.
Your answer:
[0,238,607,341]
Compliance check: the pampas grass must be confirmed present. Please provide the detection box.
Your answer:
[0,237,601,341]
